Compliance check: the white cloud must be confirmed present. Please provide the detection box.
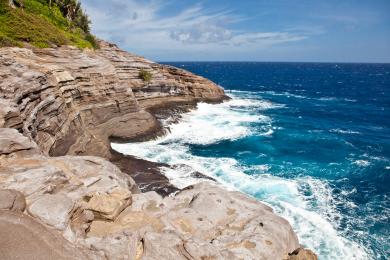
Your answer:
[82,0,314,59]
[170,23,233,44]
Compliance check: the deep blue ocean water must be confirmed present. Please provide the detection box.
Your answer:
[113,62,390,259]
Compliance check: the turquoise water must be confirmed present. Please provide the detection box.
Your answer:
[113,62,390,259]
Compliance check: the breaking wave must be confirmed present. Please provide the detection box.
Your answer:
[112,94,371,259]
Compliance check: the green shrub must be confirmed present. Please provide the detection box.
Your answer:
[85,33,99,49]
[0,4,69,47]
[0,33,22,47]
[139,69,152,82]
[0,0,98,49]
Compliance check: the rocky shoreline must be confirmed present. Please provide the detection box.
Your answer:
[0,41,316,259]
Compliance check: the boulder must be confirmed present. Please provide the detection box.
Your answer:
[85,188,132,220]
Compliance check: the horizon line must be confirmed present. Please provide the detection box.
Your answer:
[157,60,390,64]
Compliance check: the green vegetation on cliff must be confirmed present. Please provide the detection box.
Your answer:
[0,0,98,48]
[139,69,153,82]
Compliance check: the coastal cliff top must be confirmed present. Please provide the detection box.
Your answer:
[0,0,97,48]
[0,1,317,259]
[0,37,316,260]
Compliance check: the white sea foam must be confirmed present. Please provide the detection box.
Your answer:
[318,97,338,101]
[160,101,268,145]
[329,128,361,135]
[227,98,285,110]
[111,94,371,260]
[260,90,357,103]
[262,90,309,99]
[353,160,371,167]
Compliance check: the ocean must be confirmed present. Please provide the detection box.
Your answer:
[112,62,390,259]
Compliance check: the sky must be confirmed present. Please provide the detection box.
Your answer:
[81,0,390,62]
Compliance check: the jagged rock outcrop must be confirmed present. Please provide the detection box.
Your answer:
[0,41,226,159]
[0,41,227,194]
[0,128,308,259]
[0,42,316,259]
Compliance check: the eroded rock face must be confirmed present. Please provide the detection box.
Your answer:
[99,183,300,260]
[0,41,226,158]
[0,128,39,157]
[0,128,310,259]
[0,41,316,259]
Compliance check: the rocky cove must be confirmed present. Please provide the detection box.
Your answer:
[0,41,316,259]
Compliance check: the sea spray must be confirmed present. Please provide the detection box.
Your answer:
[113,94,370,259]
[114,62,390,259]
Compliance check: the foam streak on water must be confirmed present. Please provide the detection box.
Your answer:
[112,93,371,260]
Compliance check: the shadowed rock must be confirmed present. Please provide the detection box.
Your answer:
[286,247,318,260]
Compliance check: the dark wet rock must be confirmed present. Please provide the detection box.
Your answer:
[109,149,177,196]
[286,247,318,260]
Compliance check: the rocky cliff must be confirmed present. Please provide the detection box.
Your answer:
[0,40,226,158]
[0,43,316,259]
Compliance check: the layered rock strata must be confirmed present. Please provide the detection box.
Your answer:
[0,128,313,259]
[0,42,316,259]
[0,40,226,159]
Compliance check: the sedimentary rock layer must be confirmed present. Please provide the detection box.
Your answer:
[0,42,316,259]
[0,41,226,159]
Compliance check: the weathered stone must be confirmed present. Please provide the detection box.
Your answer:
[69,206,95,237]
[286,247,318,260]
[85,231,141,260]
[0,38,316,259]
[0,41,226,159]
[0,128,39,157]
[142,231,189,260]
[0,128,307,259]
[28,193,74,230]
[0,189,26,211]
[85,188,132,220]
[0,210,93,260]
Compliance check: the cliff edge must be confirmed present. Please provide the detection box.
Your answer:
[0,42,316,259]
[0,40,226,159]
